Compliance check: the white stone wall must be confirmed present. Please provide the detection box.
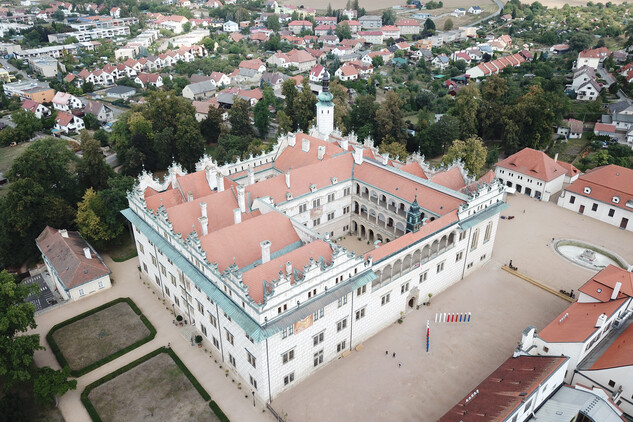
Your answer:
[495,167,564,201]
[575,366,633,416]
[69,274,111,301]
[557,191,633,232]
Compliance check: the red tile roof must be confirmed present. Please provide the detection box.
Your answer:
[430,167,467,191]
[273,133,344,171]
[538,299,627,343]
[579,47,610,59]
[36,226,111,289]
[496,148,567,182]
[590,321,633,370]
[398,162,428,179]
[438,356,567,422]
[578,265,633,302]
[242,240,332,303]
[565,165,633,211]
[594,122,616,133]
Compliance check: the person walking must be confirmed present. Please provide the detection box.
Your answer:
[392,352,396,358]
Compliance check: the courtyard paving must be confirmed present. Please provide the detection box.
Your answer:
[271,193,633,422]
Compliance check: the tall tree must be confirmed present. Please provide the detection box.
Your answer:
[453,83,481,139]
[78,134,114,191]
[441,137,488,177]
[253,100,270,138]
[336,22,352,40]
[443,18,453,31]
[295,78,317,132]
[374,91,406,144]
[330,80,349,133]
[423,18,435,31]
[229,98,255,139]
[0,270,76,405]
[175,114,205,172]
[479,75,509,140]
[347,95,378,138]
[277,110,293,135]
[201,107,225,144]
[281,79,298,130]
[379,140,409,161]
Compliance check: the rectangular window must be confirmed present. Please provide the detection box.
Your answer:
[336,340,346,353]
[327,212,335,221]
[436,261,445,273]
[313,218,320,227]
[283,372,295,386]
[609,209,615,217]
[381,293,390,305]
[223,311,232,322]
[400,282,409,294]
[608,380,616,387]
[138,243,144,254]
[592,203,598,212]
[160,263,166,276]
[209,314,217,328]
[328,193,335,202]
[299,203,307,213]
[313,331,324,346]
[225,329,234,345]
[313,308,324,321]
[337,318,347,332]
[169,273,176,286]
[282,349,295,364]
[247,351,256,368]
[357,285,367,296]
[151,254,157,267]
[343,206,350,214]
[312,198,320,208]
[201,325,207,336]
[455,251,464,262]
[165,286,170,297]
[246,333,254,343]
[459,231,466,241]
[470,229,479,251]
[229,353,236,367]
[569,195,575,204]
[355,307,366,320]
[344,187,351,196]
[79,288,85,296]
[250,375,258,390]
[282,325,294,339]
[483,221,492,243]
[419,271,428,283]
[143,263,148,273]
[212,336,220,349]
[338,295,348,307]
[313,349,324,367]
[197,301,204,314]
[98,280,104,289]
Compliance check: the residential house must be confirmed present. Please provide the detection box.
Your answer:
[266,49,316,72]
[135,73,163,88]
[495,147,577,201]
[261,72,287,88]
[342,8,357,19]
[339,20,361,34]
[55,111,85,133]
[83,100,113,122]
[566,118,584,139]
[210,71,231,88]
[110,6,120,18]
[359,15,382,29]
[36,226,112,301]
[395,19,419,35]
[319,35,339,46]
[594,122,617,137]
[182,79,217,100]
[223,20,238,32]
[314,25,337,37]
[451,8,466,16]
[239,59,266,73]
[576,79,602,101]
[431,54,450,70]
[52,91,83,111]
[576,47,610,70]
[288,20,313,35]
[468,5,482,14]
[105,85,136,99]
[395,41,411,52]
[381,25,400,40]
[358,31,383,45]
[465,53,526,79]
[334,63,358,81]
[22,99,51,119]
[309,65,326,83]
[451,51,472,66]
[314,16,337,26]
[570,66,596,91]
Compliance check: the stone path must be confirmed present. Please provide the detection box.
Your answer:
[31,256,275,422]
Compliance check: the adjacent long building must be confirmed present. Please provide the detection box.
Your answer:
[123,82,508,402]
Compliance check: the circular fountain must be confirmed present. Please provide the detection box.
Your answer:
[553,240,628,270]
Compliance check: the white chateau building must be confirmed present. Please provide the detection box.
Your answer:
[123,74,508,402]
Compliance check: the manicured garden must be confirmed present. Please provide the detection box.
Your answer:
[82,348,228,422]
[47,297,156,376]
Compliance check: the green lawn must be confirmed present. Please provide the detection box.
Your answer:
[0,142,29,175]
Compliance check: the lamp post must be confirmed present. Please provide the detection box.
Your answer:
[252,391,255,407]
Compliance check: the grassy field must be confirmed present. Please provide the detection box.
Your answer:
[88,352,218,422]
[0,142,30,198]
[50,302,151,372]
[104,231,138,262]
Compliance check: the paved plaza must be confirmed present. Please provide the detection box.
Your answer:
[271,194,633,422]
[29,193,633,422]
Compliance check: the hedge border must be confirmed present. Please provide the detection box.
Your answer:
[81,348,219,421]
[46,297,156,377]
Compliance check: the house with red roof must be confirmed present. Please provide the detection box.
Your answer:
[309,64,325,83]
[395,18,419,35]
[339,20,361,34]
[495,147,577,201]
[381,25,400,39]
[576,47,610,70]
[239,58,266,73]
[55,111,84,133]
[288,20,313,35]
[558,164,633,231]
[314,24,337,37]
[36,226,111,301]
[52,91,83,111]
[134,72,163,89]
[21,99,51,119]
[334,63,358,81]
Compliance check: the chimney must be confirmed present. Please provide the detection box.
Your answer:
[302,137,310,152]
[596,313,607,328]
[339,138,349,150]
[381,153,389,165]
[233,208,242,224]
[59,229,68,238]
[200,202,207,219]
[83,247,91,259]
[248,167,255,185]
[237,185,246,213]
[324,232,330,240]
[353,145,364,165]
[611,282,622,300]
[288,133,296,147]
[199,216,208,236]
[285,170,291,188]
[187,191,193,202]
[216,172,224,192]
[554,153,559,163]
[286,261,292,276]
[318,145,326,160]
[260,240,271,264]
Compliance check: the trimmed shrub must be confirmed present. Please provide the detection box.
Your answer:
[210,401,231,422]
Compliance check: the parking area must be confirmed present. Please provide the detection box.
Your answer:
[23,273,60,311]
[271,194,633,422]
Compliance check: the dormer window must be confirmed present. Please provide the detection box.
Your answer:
[612,196,620,204]
[584,187,591,194]
[331,177,338,184]
[286,192,293,200]
[310,184,317,192]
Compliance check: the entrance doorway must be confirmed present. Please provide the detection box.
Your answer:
[579,205,585,214]
[408,298,415,308]
[621,218,629,229]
